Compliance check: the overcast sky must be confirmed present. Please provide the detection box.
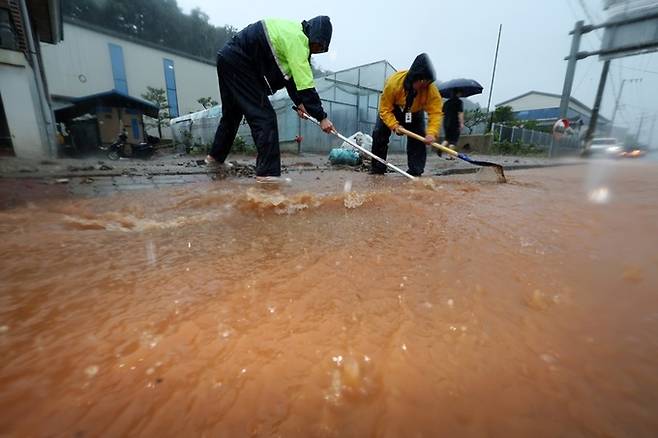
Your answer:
[177,0,658,144]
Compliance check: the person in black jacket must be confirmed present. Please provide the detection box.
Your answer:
[205,17,335,182]
[437,90,464,158]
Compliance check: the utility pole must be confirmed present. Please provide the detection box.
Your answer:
[486,24,502,132]
[650,115,657,149]
[635,112,646,143]
[583,60,611,149]
[609,78,641,135]
[559,21,586,119]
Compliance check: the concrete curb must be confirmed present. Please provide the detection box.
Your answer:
[0,160,584,181]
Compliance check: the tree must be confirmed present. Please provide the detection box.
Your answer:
[62,0,236,61]
[463,108,489,134]
[141,87,170,138]
[197,97,218,109]
[491,106,515,124]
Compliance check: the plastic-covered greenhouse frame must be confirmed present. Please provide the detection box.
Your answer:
[171,60,407,153]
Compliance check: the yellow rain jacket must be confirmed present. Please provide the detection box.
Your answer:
[379,68,444,138]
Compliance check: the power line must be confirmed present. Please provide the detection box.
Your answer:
[576,0,598,26]
[623,103,658,113]
[576,0,604,40]
[620,65,658,75]
[573,58,596,92]
[566,0,597,50]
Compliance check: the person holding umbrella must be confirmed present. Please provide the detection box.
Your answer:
[437,79,483,157]
[370,53,443,176]
[438,89,464,157]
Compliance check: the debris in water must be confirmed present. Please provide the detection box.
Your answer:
[85,366,99,378]
[56,178,69,184]
[540,354,557,364]
[342,356,361,386]
[622,266,644,283]
[0,325,8,333]
[524,289,555,311]
[447,299,455,308]
[401,343,407,351]
[325,354,375,404]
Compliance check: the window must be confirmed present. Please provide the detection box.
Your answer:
[131,119,140,139]
[108,43,128,94]
[0,93,14,155]
[0,8,18,50]
[163,59,179,118]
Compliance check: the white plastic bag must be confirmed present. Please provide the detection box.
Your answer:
[340,131,373,152]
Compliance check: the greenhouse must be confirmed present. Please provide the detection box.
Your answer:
[170,60,407,153]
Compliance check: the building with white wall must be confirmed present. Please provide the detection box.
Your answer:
[40,17,220,138]
[496,90,611,129]
[0,0,62,158]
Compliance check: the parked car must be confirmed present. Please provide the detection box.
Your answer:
[585,138,623,158]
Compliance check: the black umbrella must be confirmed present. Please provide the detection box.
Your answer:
[438,78,483,98]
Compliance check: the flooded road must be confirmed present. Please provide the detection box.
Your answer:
[1,160,658,437]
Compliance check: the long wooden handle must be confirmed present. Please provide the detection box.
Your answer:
[397,127,459,157]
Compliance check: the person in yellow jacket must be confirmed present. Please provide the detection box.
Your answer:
[371,53,443,176]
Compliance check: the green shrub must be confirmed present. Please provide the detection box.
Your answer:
[491,141,547,156]
[232,135,256,155]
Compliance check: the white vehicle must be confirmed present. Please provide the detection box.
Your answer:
[587,138,623,157]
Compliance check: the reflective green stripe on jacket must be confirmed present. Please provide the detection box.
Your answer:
[263,18,315,91]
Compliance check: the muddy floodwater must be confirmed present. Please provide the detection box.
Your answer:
[1,161,658,437]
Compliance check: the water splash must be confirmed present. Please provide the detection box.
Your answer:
[588,187,610,204]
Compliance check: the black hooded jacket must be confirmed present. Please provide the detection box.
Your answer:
[217,17,332,121]
[402,53,436,112]
[302,16,332,53]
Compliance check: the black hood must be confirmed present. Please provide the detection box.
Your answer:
[404,53,436,88]
[402,53,436,112]
[302,16,332,53]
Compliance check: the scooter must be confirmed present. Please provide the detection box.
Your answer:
[103,133,158,160]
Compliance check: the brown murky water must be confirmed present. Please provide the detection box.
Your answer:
[1,161,658,437]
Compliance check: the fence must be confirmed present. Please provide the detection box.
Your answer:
[492,123,581,154]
